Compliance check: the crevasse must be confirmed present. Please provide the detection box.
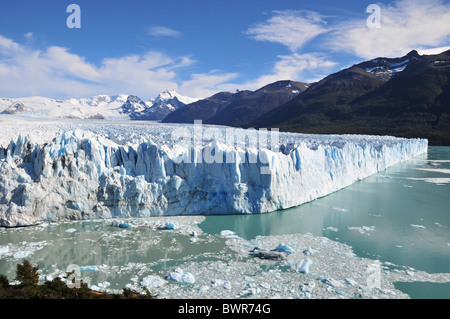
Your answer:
[0,128,428,227]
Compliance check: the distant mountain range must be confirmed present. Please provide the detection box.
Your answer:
[162,80,309,127]
[1,49,448,145]
[0,90,200,121]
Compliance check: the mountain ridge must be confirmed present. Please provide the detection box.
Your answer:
[162,80,309,126]
[251,49,450,145]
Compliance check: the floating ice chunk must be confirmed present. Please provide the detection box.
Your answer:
[80,265,99,272]
[159,222,177,230]
[211,279,231,290]
[379,288,396,296]
[0,246,9,255]
[244,287,260,295]
[406,177,450,185]
[321,278,345,288]
[65,228,77,233]
[260,282,271,289]
[90,281,110,291]
[27,241,46,247]
[299,282,315,299]
[299,282,315,293]
[345,278,358,286]
[303,247,319,256]
[410,224,426,229]
[348,225,375,234]
[97,281,110,289]
[273,243,295,254]
[199,285,210,294]
[220,230,239,238]
[164,222,177,230]
[13,251,31,259]
[111,220,132,228]
[416,168,450,174]
[166,268,195,284]
[141,275,167,288]
[297,258,312,274]
[332,207,348,212]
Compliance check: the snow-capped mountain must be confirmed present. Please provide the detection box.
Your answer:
[151,89,200,109]
[127,90,201,121]
[0,90,199,121]
[0,101,28,115]
[162,80,308,126]
[358,50,421,80]
[0,95,129,120]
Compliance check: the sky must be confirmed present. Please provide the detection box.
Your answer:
[0,0,449,100]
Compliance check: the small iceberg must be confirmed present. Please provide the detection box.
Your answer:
[220,230,238,238]
[211,279,231,290]
[80,265,99,272]
[297,258,312,274]
[273,243,295,254]
[13,251,31,259]
[166,268,195,284]
[303,247,319,256]
[158,222,177,230]
[141,275,167,289]
[0,246,10,255]
[111,220,132,229]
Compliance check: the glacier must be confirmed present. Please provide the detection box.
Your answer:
[0,120,427,227]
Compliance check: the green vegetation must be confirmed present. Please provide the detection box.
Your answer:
[0,260,155,299]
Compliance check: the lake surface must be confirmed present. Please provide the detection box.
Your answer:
[201,146,450,273]
[0,146,449,298]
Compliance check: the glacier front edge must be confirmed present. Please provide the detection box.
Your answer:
[0,123,428,227]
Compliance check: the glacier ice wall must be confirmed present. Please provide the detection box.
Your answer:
[0,128,427,227]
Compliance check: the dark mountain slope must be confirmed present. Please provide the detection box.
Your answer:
[251,50,450,145]
[162,90,252,124]
[206,80,309,127]
[162,80,308,126]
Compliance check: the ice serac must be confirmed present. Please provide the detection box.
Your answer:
[0,126,428,227]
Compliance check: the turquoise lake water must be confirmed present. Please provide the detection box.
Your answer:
[201,147,450,272]
[0,146,449,298]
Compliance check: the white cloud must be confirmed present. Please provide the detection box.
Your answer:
[0,34,246,100]
[327,0,450,59]
[148,26,181,38]
[245,10,329,51]
[0,34,211,99]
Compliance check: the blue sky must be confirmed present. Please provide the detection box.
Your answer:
[0,0,449,99]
